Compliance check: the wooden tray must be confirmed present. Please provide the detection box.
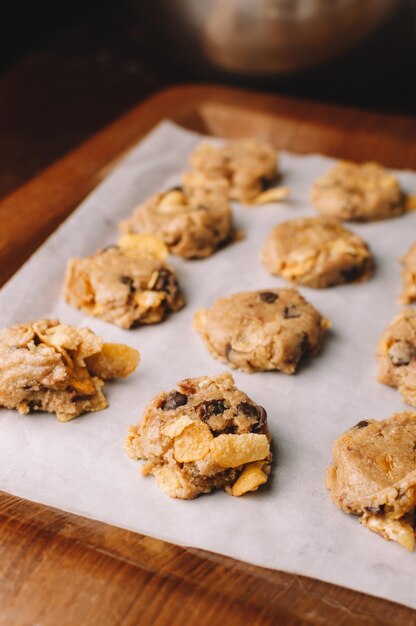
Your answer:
[1,85,416,626]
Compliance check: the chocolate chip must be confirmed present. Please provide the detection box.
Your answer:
[33,335,41,346]
[168,185,183,192]
[237,402,267,432]
[259,292,278,303]
[356,420,369,429]
[253,406,267,433]
[162,391,188,411]
[340,265,363,282]
[299,332,309,355]
[154,269,174,292]
[27,401,41,411]
[120,275,136,293]
[284,306,300,319]
[200,399,227,421]
[259,176,272,191]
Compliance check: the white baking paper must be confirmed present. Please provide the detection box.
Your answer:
[1,121,416,609]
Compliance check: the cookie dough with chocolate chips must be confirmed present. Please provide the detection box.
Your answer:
[377,309,416,407]
[63,238,184,329]
[125,372,272,499]
[326,412,416,550]
[400,242,416,304]
[182,139,278,204]
[311,161,405,222]
[119,187,235,259]
[0,319,139,421]
[260,217,373,288]
[193,289,330,374]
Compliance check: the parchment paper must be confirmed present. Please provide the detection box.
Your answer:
[1,121,416,609]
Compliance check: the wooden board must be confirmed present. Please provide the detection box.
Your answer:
[1,85,416,626]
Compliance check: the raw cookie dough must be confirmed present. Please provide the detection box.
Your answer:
[260,217,373,288]
[311,161,405,222]
[125,372,272,499]
[400,242,416,304]
[119,187,235,259]
[326,412,416,550]
[63,241,184,329]
[182,139,278,203]
[0,319,139,421]
[377,309,416,407]
[193,289,330,373]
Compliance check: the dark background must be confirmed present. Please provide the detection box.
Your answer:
[1,0,415,200]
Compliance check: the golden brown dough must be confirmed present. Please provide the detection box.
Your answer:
[193,289,330,374]
[125,372,272,499]
[0,319,139,421]
[260,217,373,288]
[327,412,416,550]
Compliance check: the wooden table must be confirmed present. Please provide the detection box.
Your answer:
[1,85,416,625]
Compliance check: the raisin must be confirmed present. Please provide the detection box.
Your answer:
[120,275,136,293]
[200,399,226,421]
[259,292,278,303]
[284,306,300,319]
[162,391,188,411]
[356,420,369,429]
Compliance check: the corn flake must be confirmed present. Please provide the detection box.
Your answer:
[161,415,193,439]
[173,421,213,463]
[250,186,290,205]
[210,433,269,468]
[118,233,168,261]
[153,466,183,497]
[231,461,268,496]
[86,343,140,380]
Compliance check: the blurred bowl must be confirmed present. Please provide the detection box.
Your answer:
[135,0,401,77]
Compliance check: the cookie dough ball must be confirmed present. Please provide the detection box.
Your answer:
[182,139,278,203]
[260,217,373,288]
[0,320,139,421]
[400,243,416,304]
[326,412,416,550]
[119,187,234,259]
[63,242,184,329]
[125,373,272,499]
[311,161,405,222]
[193,289,330,374]
[376,309,416,407]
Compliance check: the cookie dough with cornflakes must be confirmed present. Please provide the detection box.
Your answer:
[400,242,416,304]
[193,289,330,374]
[326,412,416,551]
[260,217,373,288]
[119,187,235,259]
[125,373,272,499]
[0,319,139,421]
[63,235,184,329]
[311,161,405,222]
[182,139,282,204]
[377,309,416,407]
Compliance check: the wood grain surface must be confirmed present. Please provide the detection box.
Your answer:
[1,85,416,625]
